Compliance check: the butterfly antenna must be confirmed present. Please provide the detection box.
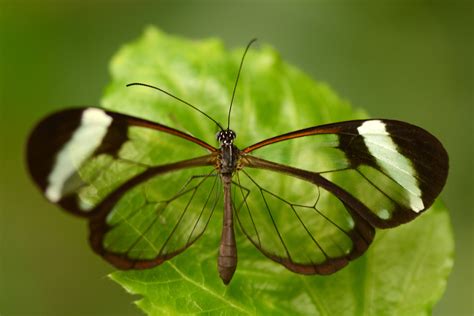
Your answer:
[126,82,225,130]
[227,38,257,130]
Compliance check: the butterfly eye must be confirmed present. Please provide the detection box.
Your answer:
[216,131,224,142]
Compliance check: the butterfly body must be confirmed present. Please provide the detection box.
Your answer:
[215,129,240,284]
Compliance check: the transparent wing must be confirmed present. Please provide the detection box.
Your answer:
[241,119,448,228]
[27,107,221,268]
[233,166,374,274]
[90,166,221,269]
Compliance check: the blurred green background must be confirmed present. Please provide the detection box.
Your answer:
[0,1,472,315]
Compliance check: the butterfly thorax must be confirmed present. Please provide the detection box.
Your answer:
[216,129,239,175]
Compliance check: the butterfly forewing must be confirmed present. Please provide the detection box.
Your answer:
[27,107,217,217]
[242,119,448,228]
[233,167,374,274]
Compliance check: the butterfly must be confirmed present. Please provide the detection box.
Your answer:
[26,39,448,284]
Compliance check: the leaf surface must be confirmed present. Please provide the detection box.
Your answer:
[102,27,453,315]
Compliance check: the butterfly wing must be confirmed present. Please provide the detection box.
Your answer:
[242,119,448,228]
[27,107,221,269]
[232,166,374,274]
[236,119,448,273]
[89,163,221,269]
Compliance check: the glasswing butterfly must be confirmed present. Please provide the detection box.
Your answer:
[26,39,448,284]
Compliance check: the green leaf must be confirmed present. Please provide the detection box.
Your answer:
[102,27,453,315]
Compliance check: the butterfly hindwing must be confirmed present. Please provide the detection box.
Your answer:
[89,165,221,269]
[232,165,375,274]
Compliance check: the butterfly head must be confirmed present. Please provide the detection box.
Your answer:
[216,129,237,146]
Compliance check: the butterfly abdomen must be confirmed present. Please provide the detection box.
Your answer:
[218,174,237,284]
